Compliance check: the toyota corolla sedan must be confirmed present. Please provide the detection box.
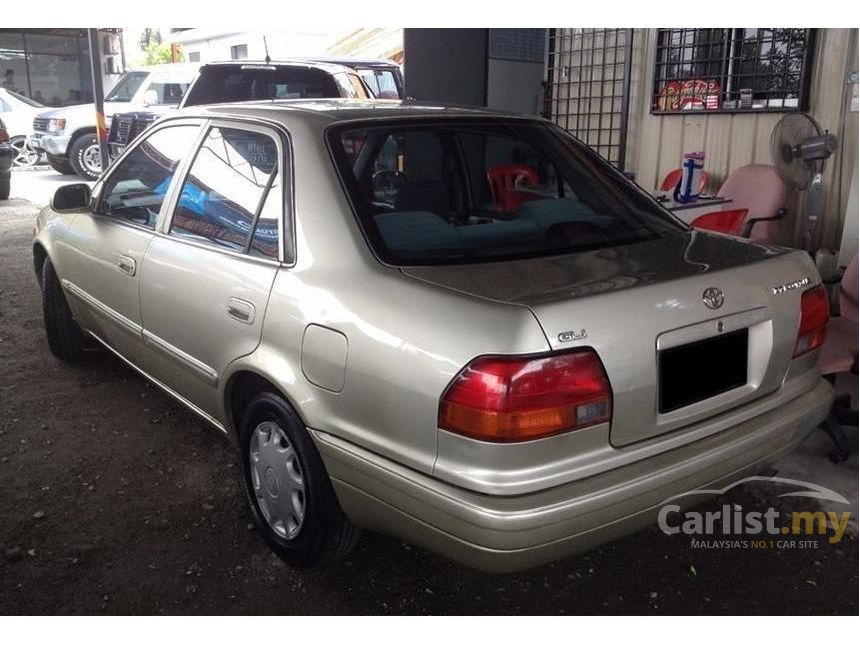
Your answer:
[32,100,832,572]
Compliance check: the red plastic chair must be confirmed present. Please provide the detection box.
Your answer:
[487,164,540,212]
[689,209,749,236]
[660,168,709,193]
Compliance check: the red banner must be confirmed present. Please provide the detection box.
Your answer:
[657,79,721,111]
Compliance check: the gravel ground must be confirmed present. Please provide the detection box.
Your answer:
[1,192,857,615]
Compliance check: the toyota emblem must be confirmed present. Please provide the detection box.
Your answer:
[702,287,724,310]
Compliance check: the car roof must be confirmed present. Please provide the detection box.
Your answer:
[287,57,400,69]
[198,59,357,76]
[128,63,202,74]
[179,98,542,126]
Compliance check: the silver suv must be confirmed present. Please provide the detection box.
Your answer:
[30,64,199,180]
[33,101,832,572]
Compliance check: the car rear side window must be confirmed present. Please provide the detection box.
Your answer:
[146,80,191,105]
[357,69,400,99]
[98,124,200,229]
[170,126,282,259]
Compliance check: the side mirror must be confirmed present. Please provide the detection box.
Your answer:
[51,183,92,212]
[143,89,159,106]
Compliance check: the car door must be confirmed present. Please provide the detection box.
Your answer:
[138,119,286,415]
[56,120,202,364]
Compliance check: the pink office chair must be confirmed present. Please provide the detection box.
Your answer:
[818,253,858,463]
[716,164,788,242]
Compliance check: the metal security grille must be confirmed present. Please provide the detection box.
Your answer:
[544,28,633,169]
[652,28,815,114]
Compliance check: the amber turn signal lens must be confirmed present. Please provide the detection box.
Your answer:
[439,350,612,442]
[793,285,829,358]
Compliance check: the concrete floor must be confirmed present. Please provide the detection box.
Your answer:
[7,166,90,208]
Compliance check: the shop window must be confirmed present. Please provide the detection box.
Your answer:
[0,29,97,106]
[230,44,248,60]
[652,28,814,113]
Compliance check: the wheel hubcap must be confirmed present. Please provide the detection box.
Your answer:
[249,421,305,540]
[82,144,102,174]
[11,138,38,167]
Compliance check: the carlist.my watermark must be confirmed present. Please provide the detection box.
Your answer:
[657,476,853,549]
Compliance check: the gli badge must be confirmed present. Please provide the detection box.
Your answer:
[702,287,724,310]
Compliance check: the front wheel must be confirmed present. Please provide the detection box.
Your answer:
[47,154,76,175]
[41,258,85,362]
[69,133,102,180]
[240,392,359,568]
[10,136,40,168]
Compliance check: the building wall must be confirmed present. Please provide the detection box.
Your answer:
[403,29,488,106]
[626,28,858,251]
[170,29,337,64]
[487,58,544,114]
[404,28,545,114]
[486,29,546,115]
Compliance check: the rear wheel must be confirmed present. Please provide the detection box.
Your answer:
[239,392,359,568]
[41,258,85,362]
[47,154,76,175]
[69,133,102,180]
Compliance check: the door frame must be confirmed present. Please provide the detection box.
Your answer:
[155,116,295,268]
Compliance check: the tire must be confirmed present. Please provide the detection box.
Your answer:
[68,133,102,180]
[240,392,359,568]
[0,177,9,201]
[47,154,76,175]
[41,258,85,362]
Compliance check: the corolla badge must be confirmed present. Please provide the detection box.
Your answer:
[771,276,810,295]
[702,287,724,310]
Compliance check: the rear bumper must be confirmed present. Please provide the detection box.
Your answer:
[312,378,832,572]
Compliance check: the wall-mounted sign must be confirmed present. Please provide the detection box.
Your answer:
[657,79,721,111]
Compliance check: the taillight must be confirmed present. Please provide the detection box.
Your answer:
[793,285,829,358]
[0,128,8,144]
[439,349,612,442]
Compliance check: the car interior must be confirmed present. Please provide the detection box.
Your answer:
[338,123,680,263]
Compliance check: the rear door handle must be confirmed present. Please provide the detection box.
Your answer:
[226,297,255,325]
[117,255,136,276]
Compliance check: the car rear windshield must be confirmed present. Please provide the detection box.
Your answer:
[183,65,344,106]
[328,119,685,266]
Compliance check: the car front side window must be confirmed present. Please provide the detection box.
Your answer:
[97,124,201,229]
[169,126,281,258]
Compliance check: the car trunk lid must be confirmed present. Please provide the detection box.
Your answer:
[402,231,816,446]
